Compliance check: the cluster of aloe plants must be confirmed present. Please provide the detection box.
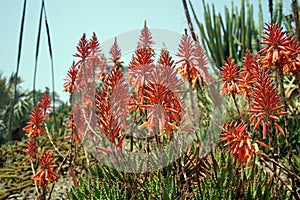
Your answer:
[65,19,300,199]
[16,20,211,198]
[6,0,299,199]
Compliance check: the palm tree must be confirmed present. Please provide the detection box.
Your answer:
[0,72,33,144]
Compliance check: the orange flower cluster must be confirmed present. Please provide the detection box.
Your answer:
[238,51,260,99]
[23,91,50,144]
[126,25,188,136]
[23,91,57,187]
[64,62,78,93]
[66,23,210,155]
[95,67,129,151]
[220,121,254,163]
[139,63,184,135]
[32,151,57,187]
[64,32,108,94]
[109,37,123,66]
[219,22,297,163]
[220,57,241,95]
[23,106,46,138]
[176,34,210,87]
[259,22,300,73]
[64,32,109,144]
[249,69,288,139]
[127,23,155,91]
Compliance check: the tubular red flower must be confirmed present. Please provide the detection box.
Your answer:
[24,138,37,163]
[157,47,174,68]
[127,48,155,89]
[23,105,46,138]
[176,34,195,63]
[220,57,240,95]
[127,23,155,108]
[175,34,209,87]
[194,43,210,84]
[39,91,51,119]
[23,91,52,138]
[109,37,123,66]
[89,32,101,55]
[137,21,155,49]
[139,66,184,135]
[32,151,57,187]
[73,33,91,61]
[283,37,300,74]
[64,62,78,93]
[95,68,129,146]
[238,50,257,99]
[249,69,287,138]
[259,22,292,70]
[219,121,253,163]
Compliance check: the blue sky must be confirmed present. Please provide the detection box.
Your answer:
[0,0,289,101]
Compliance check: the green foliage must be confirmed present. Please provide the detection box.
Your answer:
[0,73,33,144]
[291,155,300,188]
[190,0,263,68]
[193,148,292,200]
[68,163,180,200]
[68,177,129,200]
[68,147,296,200]
[189,0,285,68]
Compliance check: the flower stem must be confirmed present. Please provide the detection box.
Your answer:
[231,93,241,117]
[30,159,40,197]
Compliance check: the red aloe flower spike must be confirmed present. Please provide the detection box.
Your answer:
[176,34,195,66]
[194,43,210,84]
[127,23,155,91]
[127,48,155,89]
[284,37,300,74]
[32,151,57,187]
[98,54,108,75]
[109,37,123,66]
[249,69,288,139]
[74,54,97,98]
[238,50,259,99]
[219,121,254,163]
[220,57,240,95]
[137,21,155,49]
[157,46,174,68]
[259,22,292,70]
[87,53,108,82]
[175,34,196,85]
[23,105,45,138]
[86,38,108,83]
[39,91,52,119]
[176,34,210,87]
[139,65,184,135]
[110,73,130,127]
[73,33,91,62]
[89,32,101,55]
[24,138,37,163]
[95,68,129,146]
[64,62,78,93]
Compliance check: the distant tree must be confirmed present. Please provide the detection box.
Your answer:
[0,72,33,143]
